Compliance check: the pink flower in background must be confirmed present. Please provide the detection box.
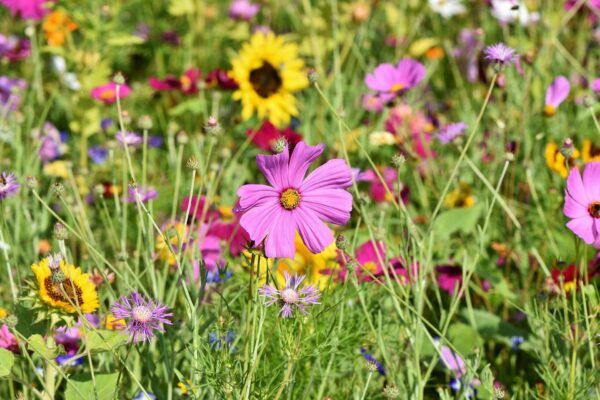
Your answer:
[149,68,201,95]
[436,265,463,295]
[564,162,600,248]
[0,0,52,21]
[362,93,385,112]
[544,76,570,116]
[246,121,302,152]
[236,141,352,258]
[385,103,436,159]
[180,195,220,223]
[354,241,413,283]
[0,324,18,353]
[591,78,600,93]
[359,168,409,204]
[483,43,518,66]
[91,82,131,105]
[436,122,467,144]
[365,59,426,102]
[229,0,260,20]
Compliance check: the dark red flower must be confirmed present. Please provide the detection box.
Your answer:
[246,121,302,152]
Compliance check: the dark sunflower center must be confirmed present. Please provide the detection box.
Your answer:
[249,62,282,98]
[44,276,83,305]
[589,202,600,218]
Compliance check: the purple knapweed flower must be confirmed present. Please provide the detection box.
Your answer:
[483,43,518,67]
[111,292,173,343]
[258,272,320,318]
[116,131,143,147]
[0,172,19,200]
[437,122,468,144]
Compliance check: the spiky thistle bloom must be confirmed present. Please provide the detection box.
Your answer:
[0,172,19,200]
[111,292,173,343]
[258,272,320,318]
[483,43,517,66]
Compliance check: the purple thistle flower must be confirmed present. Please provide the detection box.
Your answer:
[258,272,320,318]
[0,172,19,200]
[483,43,518,66]
[111,292,173,343]
[116,131,143,147]
[437,122,468,144]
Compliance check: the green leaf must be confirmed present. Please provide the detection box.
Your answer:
[65,373,119,400]
[460,309,527,342]
[27,334,58,360]
[0,348,15,377]
[168,0,194,16]
[433,203,484,238]
[448,323,483,355]
[168,98,206,116]
[15,304,48,337]
[85,330,127,353]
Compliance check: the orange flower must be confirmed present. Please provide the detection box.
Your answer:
[43,11,77,47]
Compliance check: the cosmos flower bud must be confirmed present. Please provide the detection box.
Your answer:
[53,223,68,240]
[583,95,596,108]
[120,110,132,125]
[50,182,65,197]
[272,137,287,154]
[138,115,153,130]
[560,138,574,159]
[176,131,189,145]
[335,234,348,250]
[113,72,126,86]
[204,116,221,136]
[307,69,320,84]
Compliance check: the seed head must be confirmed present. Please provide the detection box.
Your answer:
[186,156,201,171]
[137,115,153,130]
[112,72,126,86]
[391,153,405,169]
[383,385,400,399]
[26,176,38,190]
[307,69,320,84]
[50,182,65,197]
[204,116,221,136]
[272,137,287,154]
[53,223,69,241]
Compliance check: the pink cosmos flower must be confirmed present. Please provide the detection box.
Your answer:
[362,93,385,112]
[91,82,131,105]
[0,0,52,20]
[354,240,412,283]
[235,141,353,258]
[544,76,570,116]
[358,168,409,204]
[228,0,260,20]
[365,59,426,102]
[564,162,600,248]
[385,103,436,160]
[591,78,600,93]
[0,324,18,353]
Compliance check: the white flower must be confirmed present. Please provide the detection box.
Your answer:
[429,0,466,18]
[63,73,81,91]
[369,131,396,147]
[491,0,540,26]
[51,56,67,74]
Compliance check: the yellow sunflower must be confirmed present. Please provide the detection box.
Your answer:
[244,234,339,290]
[444,183,475,209]
[582,139,600,163]
[31,257,99,314]
[544,142,580,178]
[230,32,309,128]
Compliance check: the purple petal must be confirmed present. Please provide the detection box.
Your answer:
[396,58,426,87]
[545,76,570,108]
[239,199,281,245]
[566,167,588,206]
[583,162,600,201]
[287,142,324,188]
[293,207,334,254]
[237,184,279,210]
[264,209,296,258]
[301,159,352,192]
[256,147,290,190]
[564,192,589,219]
[301,189,352,225]
[365,63,396,91]
[566,217,596,244]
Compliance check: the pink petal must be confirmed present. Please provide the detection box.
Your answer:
[545,76,570,108]
[264,210,296,258]
[564,192,589,219]
[293,207,334,254]
[256,147,290,190]
[365,63,396,91]
[583,162,600,201]
[566,217,596,244]
[287,142,324,188]
[396,58,426,87]
[301,159,352,192]
[566,166,588,206]
[301,189,352,225]
[237,184,279,210]
[239,200,280,245]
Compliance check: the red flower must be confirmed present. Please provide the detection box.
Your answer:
[246,121,302,152]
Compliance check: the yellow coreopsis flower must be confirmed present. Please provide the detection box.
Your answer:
[545,142,579,178]
[444,183,475,209]
[582,139,600,163]
[230,32,309,128]
[31,255,99,314]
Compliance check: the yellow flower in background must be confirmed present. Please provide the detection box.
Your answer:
[0,308,7,319]
[43,160,71,178]
[545,142,579,178]
[582,139,600,163]
[43,11,77,47]
[243,234,339,290]
[104,314,126,331]
[31,255,99,314]
[155,222,187,266]
[230,32,308,128]
[444,183,475,209]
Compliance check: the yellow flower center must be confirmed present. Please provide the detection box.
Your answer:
[100,89,116,100]
[391,83,405,92]
[280,188,301,210]
[588,202,600,218]
[543,104,556,117]
[249,62,282,98]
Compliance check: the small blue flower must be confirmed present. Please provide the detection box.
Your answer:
[88,146,108,164]
[208,330,235,350]
[360,348,386,376]
[510,336,524,350]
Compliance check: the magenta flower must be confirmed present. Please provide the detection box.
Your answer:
[564,162,600,248]
[591,78,600,93]
[362,93,385,112]
[544,76,570,116]
[91,82,131,105]
[228,0,260,20]
[236,142,353,258]
[365,59,426,102]
[436,265,463,296]
[483,43,518,66]
[358,168,409,204]
[0,325,18,353]
[0,0,52,21]
[126,186,158,203]
[111,292,173,343]
[437,122,467,144]
[0,172,19,200]
[258,272,320,318]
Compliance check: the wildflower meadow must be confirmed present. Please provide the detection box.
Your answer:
[1,0,600,399]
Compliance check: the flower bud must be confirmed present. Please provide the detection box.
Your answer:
[137,115,153,130]
[112,72,125,86]
[335,234,348,250]
[560,138,574,159]
[50,182,65,198]
[53,223,69,241]
[272,137,287,154]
